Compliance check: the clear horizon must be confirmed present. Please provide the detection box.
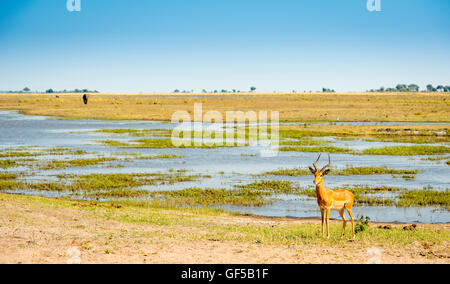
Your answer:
[1,0,449,93]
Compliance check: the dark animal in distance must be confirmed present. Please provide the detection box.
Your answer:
[83,94,88,105]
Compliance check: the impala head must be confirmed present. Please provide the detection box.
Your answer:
[308,153,331,185]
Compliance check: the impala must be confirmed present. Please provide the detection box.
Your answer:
[309,154,355,239]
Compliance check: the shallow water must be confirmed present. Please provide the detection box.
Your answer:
[220,195,449,224]
[0,110,449,223]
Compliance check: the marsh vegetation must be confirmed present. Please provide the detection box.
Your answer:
[0,96,449,223]
[261,166,418,177]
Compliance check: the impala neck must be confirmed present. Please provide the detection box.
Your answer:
[315,181,327,197]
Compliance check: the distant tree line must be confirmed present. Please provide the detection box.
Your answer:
[173,87,257,93]
[0,87,99,94]
[0,87,35,93]
[174,89,243,93]
[368,84,449,93]
[425,84,449,92]
[46,88,99,94]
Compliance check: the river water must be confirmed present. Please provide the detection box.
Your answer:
[0,110,448,223]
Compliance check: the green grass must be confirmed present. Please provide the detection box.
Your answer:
[125,129,262,139]
[96,126,276,149]
[397,189,450,208]
[1,150,182,171]
[67,174,146,191]
[342,185,404,194]
[44,148,88,156]
[241,153,257,157]
[421,155,449,161]
[4,179,298,207]
[38,157,118,170]
[133,154,183,159]
[0,172,17,180]
[98,138,229,149]
[278,126,450,144]
[361,146,450,156]
[280,139,329,146]
[94,129,254,140]
[296,188,316,197]
[261,166,418,177]
[91,128,172,137]
[104,136,270,149]
[0,152,40,158]
[280,145,450,156]
[337,167,418,175]
[88,181,300,206]
[353,195,396,206]
[0,180,22,190]
[362,136,450,144]
[6,172,447,209]
[400,174,416,181]
[236,180,300,194]
[87,189,154,199]
[0,159,16,168]
[91,128,449,156]
[0,172,22,190]
[280,146,353,153]
[73,172,205,189]
[14,172,208,193]
[0,148,88,158]
[0,172,22,191]
[97,140,131,147]
[151,187,270,207]
[279,128,326,139]
[135,139,187,148]
[87,187,270,206]
[421,156,450,166]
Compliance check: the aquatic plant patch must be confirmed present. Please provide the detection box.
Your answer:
[261,166,418,177]
[361,146,450,156]
[279,146,353,153]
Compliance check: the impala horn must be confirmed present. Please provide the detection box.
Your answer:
[320,153,331,172]
[313,154,322,171]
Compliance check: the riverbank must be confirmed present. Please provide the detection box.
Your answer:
[0,193,448,264]
[0,92,448,122]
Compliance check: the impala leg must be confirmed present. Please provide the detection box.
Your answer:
[320,208,325,237]
[325,208,330,239]
[339,209,347,239]
[347,208,355,239]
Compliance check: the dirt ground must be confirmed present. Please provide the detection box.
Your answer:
[0,193,448,264]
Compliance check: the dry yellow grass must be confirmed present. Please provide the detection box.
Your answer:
[0,92,448,122]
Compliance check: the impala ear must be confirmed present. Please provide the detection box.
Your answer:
[323,169,330,175]
[308,167,316,174]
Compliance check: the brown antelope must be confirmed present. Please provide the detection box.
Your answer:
[308,154,355,239]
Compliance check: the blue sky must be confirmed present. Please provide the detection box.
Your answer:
[0,0,449,93]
